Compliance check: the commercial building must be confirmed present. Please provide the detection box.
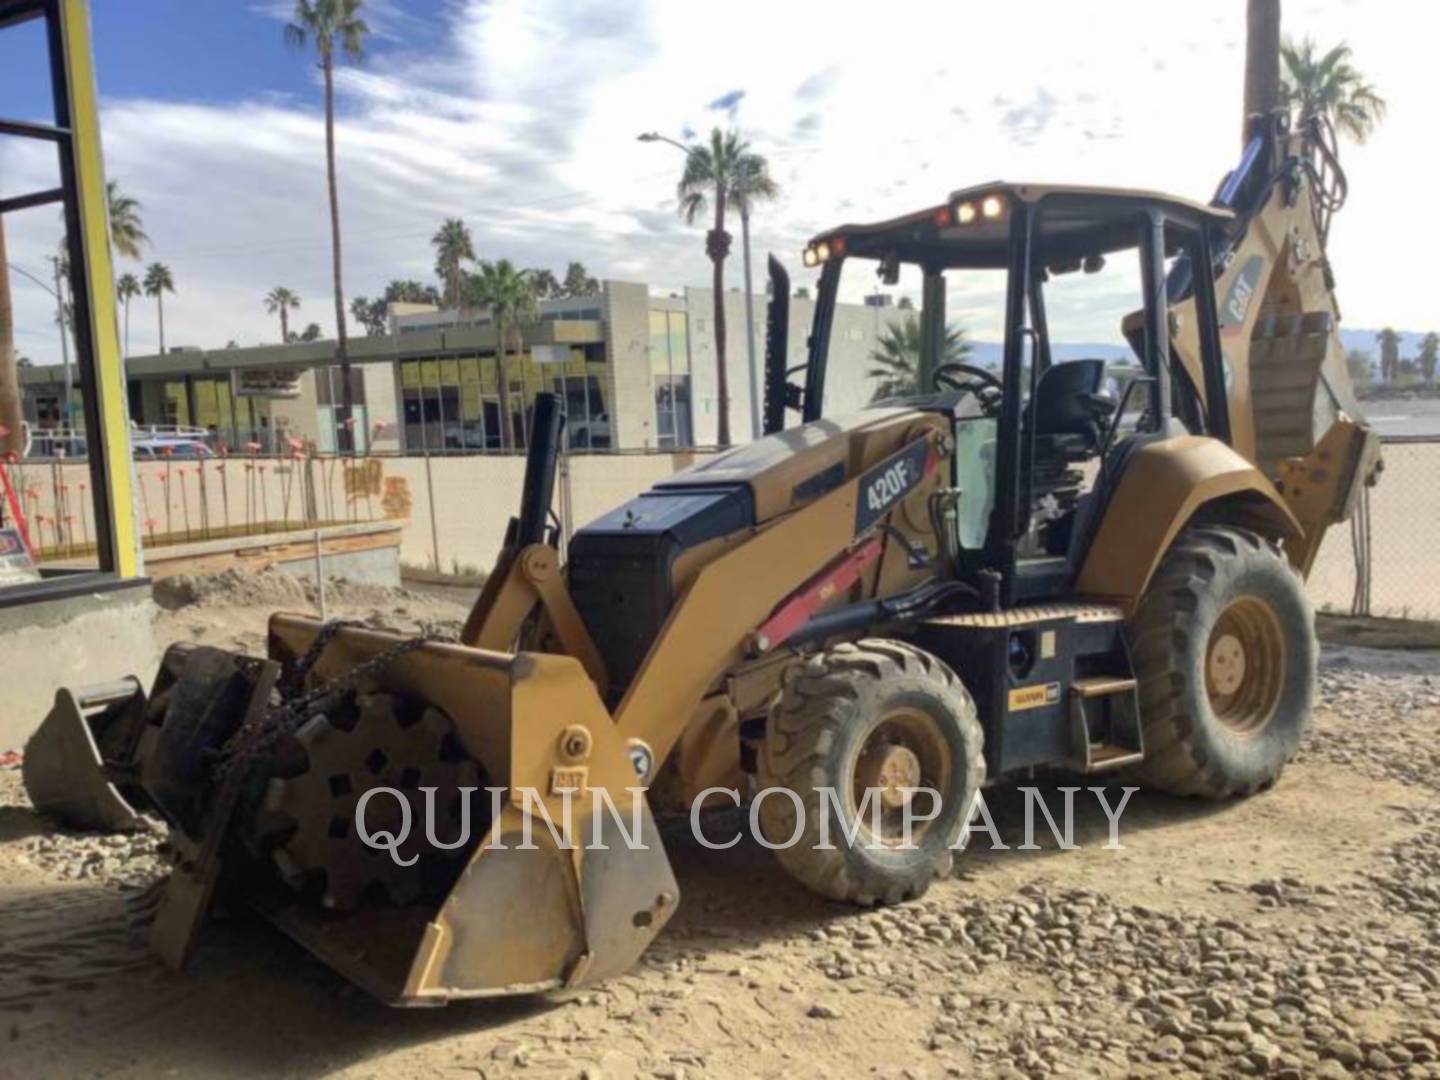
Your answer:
[19,281,914,453]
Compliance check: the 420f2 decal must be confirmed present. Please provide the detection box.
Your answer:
[855,437,932,533]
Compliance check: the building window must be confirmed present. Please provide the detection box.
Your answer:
[649,310,693,448]
[397,351,607,453]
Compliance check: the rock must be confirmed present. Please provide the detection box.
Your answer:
[807,1004,842,1020]
[1150,1036,1184,1062]
[1323,1040,1362,1067]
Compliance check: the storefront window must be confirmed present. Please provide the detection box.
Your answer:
[650,310,693,448]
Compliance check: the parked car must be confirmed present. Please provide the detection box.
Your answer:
[132,438,213,459]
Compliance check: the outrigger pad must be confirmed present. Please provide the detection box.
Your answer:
[23,681,148,833]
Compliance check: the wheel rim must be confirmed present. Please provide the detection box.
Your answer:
[1205,595,1286,735]
[851,706,952,846]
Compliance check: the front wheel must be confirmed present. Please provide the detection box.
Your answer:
[757,640,985,905]
[1128,525,1316,798]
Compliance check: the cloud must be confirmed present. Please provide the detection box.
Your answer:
[706,89,746,118]
[3,0,1433,365]
[795,68,837,102]
[1000,89,1060,147]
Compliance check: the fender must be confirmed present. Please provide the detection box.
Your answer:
[1076,435,1300,612]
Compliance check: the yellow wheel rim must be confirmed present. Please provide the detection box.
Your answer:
[1205,595,1286,735]
[851,707,952,846]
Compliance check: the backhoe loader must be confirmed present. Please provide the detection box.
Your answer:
[26,56,1378,1008]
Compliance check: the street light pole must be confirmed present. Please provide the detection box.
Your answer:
[638,130,763,442]
[44,258,72,426]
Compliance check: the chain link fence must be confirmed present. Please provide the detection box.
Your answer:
[1308,437,1440,622]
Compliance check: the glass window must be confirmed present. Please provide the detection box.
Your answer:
[649,309,693,448]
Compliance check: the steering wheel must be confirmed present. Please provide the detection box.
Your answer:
[933,362,1002,394]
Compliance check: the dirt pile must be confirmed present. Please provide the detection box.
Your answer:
[153,568,426,612]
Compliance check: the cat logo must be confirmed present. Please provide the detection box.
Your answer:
[1008,682,1061,712]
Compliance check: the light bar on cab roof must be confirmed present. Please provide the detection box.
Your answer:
[802,235,845,268]
[952,192,1006,226]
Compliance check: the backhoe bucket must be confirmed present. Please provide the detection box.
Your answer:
[23,678,148,832]
[243,615,679,1003]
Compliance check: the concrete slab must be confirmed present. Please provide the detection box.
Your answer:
[0,580,158,749]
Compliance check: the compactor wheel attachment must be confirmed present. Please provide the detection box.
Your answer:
[257,692,481,909]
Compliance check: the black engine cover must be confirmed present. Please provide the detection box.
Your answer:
[568,485,754,704]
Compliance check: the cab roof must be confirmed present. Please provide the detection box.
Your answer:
[808,181,1235,270]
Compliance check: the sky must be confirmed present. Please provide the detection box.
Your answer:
[1,0,1435,367]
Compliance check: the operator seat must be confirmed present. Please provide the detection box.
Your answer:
[1026,358,1110,458]
[1022,359,1114,560]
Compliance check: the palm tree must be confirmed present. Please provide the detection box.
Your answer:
[106,181,149,260]
[1419,331,1439,387]
[265,286,302,342]
[529,268,560,300]
[866,317,973,401]
[143,262,175,355]
[1281,38,1387,142]
[730,150,780,439]
[431,218,475,312]
[677,128,761,447]
[116,273,142,359]
[385,279,440,305]
[1376,327,1400,385]
[0,218,19,457]
[286,0,369,449]
[469,260,536,451]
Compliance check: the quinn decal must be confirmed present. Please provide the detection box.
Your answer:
[1008,682,1062,712]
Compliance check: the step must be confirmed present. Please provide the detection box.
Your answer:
[1086,744,1145,771]
[1071,676,1137,698]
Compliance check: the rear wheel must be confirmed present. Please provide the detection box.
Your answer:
[1128,525,1316,798]
[757,640,985,905]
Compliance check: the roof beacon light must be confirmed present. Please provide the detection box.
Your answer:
[981,194,1005,220]
[955,201,977,225]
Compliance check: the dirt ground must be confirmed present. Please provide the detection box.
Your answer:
[3,576,1440,1079]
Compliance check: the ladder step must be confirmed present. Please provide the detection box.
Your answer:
[1086,745,1145,771]
[1071,676,1137,698]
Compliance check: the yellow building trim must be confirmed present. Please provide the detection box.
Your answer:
[59,0,139,577]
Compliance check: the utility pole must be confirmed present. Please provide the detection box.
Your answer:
[50,255,72,428]
[0,217,21,458]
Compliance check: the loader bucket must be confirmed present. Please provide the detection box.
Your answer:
[250,615,680,1003]
[23,679,148,832]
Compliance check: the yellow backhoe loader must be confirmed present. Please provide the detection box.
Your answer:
[26,20,1378,1006]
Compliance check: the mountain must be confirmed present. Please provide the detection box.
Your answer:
[966,341,1136,368]
[962,329,1431,369]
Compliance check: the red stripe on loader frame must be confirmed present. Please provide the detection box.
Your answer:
[751,535,885,654]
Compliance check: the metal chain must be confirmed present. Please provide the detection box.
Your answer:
[214,624,445,786]
[181,622,454,881]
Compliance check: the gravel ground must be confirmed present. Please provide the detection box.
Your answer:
[1,589,1438,1079]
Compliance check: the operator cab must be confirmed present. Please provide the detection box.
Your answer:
[766,182,1235,606]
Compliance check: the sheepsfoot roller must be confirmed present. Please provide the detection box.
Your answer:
[28,86,1378,999]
